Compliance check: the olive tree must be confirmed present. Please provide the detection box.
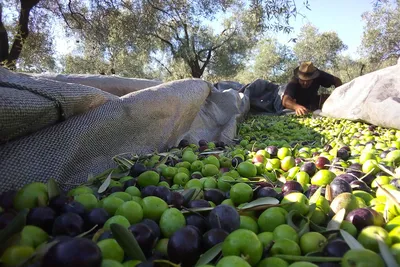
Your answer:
[360,0,400,63]
[293,24,347,70]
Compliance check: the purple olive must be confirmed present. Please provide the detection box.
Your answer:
[300,162,317,176]
[282,181,303,194]
[335,174,357,184]
[330,178,352,199]
[345,208,375,231]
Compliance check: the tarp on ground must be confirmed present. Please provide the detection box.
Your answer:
[320,57,400,130]
[213,80,244,91]
[214,79,287,114]
[0,68,250,191]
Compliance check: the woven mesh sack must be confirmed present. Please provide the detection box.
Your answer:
[0,71,249,191]
[0,67,116,144]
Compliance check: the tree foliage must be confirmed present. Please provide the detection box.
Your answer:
[361,0,400,62]
[252,38,297,83]
[58,8,152,77]
[293,24,347,70]
[1,0,309,78]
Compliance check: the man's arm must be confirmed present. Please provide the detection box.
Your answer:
[282,95,309,116]
[333,76,342,88]
[319,70,342,88]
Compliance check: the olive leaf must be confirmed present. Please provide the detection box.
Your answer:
[276,175,286,184]
[291,143,300,155]
[16,240,59,267]
[0,233,21,256]
[220,179,259,184]
[182,188,197,205]
[238,203,289,212]
[200,150,225,155]
[309,187,322,204]
[0,209,27,252]
[181,207,214,214]
[309,220,326,233]
[375,182,400,209]
[112,172,131,179]
[92,228,106,243]
[320,229,340,236]
[305,251,324,257]
[98,171,113,194]
[47,178,61,199]
[37,195,48,207]
[215,214,222,229]
[92,168,116,181]
[340,229,364,249]
[383,199,390,223]
[376,234,398,267]
[192,188,204,201]
[76,224,98,238]
[326,208,345,231]
[238,197,279,210]
[110,223,146,262]
[306,203,317,219]
[153,260,181,267]
[113,156,134,170]
[220,179,238,184]
[298,220,310,237]
[195,243,223,266]
[377,164,399,178]
[325,185,333,202]
[154,154,170,169]
[274,254,341,262]
[286,210,300,231]
[87,173,95,183]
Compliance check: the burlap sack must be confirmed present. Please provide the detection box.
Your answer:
[321,57,400,130]
[0,73,249,191]
[0,67,116,143]
[31,73,163,97]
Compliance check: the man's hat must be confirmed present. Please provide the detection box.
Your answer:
[294,61,320,80]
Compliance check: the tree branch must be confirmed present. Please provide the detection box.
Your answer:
[147,0,169,16]
[200,49,212,73]
[54,0,72,29]
[67,0,90,30]
[197,27,236,56]
[149,32,176,54]
[152,56,173,76]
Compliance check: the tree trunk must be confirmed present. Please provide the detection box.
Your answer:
[190,67,203,78]
[188,51,213,78]
[0,5,9,63]
[189,60,203,78]
[3,0,40,69]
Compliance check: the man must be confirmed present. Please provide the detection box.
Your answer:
[282,61,342,116]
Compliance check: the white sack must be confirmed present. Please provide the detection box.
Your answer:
[321,58,400,129]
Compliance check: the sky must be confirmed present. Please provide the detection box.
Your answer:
[272,0,377,58]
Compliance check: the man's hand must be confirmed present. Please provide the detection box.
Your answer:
[282,95,309,115]
[294,105,309,116]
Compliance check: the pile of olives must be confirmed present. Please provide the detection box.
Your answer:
[1,114,400,267]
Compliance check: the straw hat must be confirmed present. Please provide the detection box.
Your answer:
[294,62,320,80]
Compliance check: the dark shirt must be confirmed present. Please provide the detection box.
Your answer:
[284,70,335,110]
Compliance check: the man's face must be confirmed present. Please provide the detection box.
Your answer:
[299,78,314,88]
